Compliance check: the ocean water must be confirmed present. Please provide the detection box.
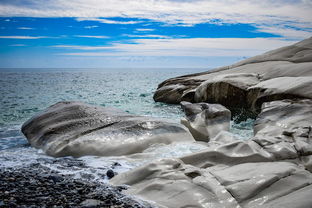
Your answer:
[0,68,254,182]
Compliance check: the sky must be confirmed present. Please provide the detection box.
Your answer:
[0,0,311,69]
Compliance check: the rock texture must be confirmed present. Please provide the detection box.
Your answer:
[21,101,194,157]
[180,101,231,142]
[111,99,312,208]
[154,37,312,112]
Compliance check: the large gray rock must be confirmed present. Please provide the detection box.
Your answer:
[21,101,194,157]
[154,37,312,112]
[180,101,231,142]
[252,99,312,168]
[111,99,312,208]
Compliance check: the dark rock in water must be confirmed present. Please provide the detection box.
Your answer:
[21,101,194,157]
[106,169,115,179]
[154,37,312,112]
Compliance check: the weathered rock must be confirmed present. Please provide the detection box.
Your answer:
[194,73,261,108]
[21,101,194,157]
[180,101,231,142]
[111,99,312,208]
[111,157,312,208]
[252,99,312,164]
[154,37,312,112]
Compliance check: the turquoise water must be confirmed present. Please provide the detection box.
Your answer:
[0,68,207,150]
[0,68,254,181]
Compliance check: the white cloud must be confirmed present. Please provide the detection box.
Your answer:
[0,0,311,39]
[0,36,48,39]
[75,35,109,38]
[77,17,141,25]
[255,25,312,39]
[136,28,155,32]
[84,25,98,29]
[56,37,296,57]
[17,27,34,30]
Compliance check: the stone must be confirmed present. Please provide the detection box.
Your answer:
[111,98,312,207]
[106,169,115,179]
[111,158,312,208]
[154,37,312,112]
[21,101,194,157]
[180,101,231,142]
[252,99,312,162]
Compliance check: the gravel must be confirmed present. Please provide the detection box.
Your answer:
[0,163,153,208]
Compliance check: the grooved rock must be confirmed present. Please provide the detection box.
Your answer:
[111,99,312,208]
[21,101,194,157]
[154,37,312,112]
[180,101,231,142]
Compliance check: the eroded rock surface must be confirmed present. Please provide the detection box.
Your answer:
[112,99,312,208]
[180,101,231,142]
[154,37,312,112]
[21,101,194,157]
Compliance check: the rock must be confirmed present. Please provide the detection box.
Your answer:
[180,101,231,142]
[194,73,261,108]
[154,37,312,112]
[111,158,312,208]
[252,99,312,164]
[22,101,194,157]
[247,76,312,111]
[106,169,115,179]
[111,99,312,208]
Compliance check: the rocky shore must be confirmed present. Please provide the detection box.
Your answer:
[14,37,312,207]
[0,163,152,208]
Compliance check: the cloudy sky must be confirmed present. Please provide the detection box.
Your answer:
[0,0,311,68]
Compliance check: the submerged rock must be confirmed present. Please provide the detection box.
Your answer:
[154,37,312,112]
[180,101,231,142]
[21,101,194,157]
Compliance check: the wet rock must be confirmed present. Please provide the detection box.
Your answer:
[180,101,231,142]
[22,101,194,157]
[106,169,115,179]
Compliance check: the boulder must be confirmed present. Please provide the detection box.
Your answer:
[154,37,312,112]
[21,101,194,157]
[180,101,231,142]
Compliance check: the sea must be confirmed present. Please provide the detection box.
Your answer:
[0,68,254,182]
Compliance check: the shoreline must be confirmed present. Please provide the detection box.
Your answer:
[0,163,153,208]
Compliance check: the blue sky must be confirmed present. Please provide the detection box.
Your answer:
[0,0,311,68]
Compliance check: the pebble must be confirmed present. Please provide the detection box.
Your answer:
[0,164,153,208]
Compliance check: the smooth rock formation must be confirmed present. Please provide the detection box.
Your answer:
[180,101,231,142]
[252,99,312,167]
[154,37,312,112]
[21,101,194,157]
[111,99,312,208]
